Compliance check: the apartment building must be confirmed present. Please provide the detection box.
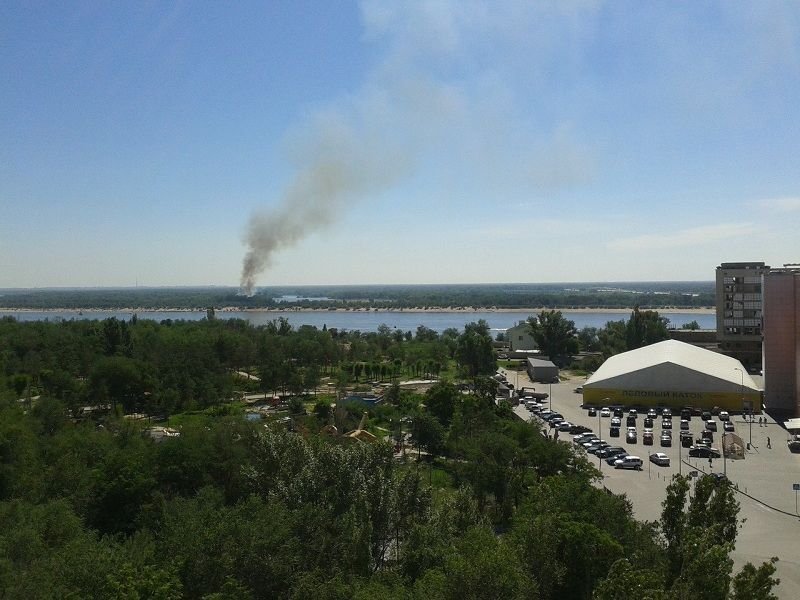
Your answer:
[763,266,800,416]
[715,262,769,367]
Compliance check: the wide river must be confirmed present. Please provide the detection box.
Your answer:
[0,309,715,333]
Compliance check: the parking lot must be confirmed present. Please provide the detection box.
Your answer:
[505,366,800,599]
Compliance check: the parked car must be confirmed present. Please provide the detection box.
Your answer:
[600,407,611,417]
[701,430,714,442]
[574,386,583,394]
[680,419,689,430]
[607,452,627,465]
[611,417,622,427]
[626,415,637,427]
[569,424,592,435]
[662,408,672,418]
[598,446,626,459]
[613,407,624,417]
[719,411,730,421]
[626,428,637,443]
[614,455,643,470]
[587,442,610,454]
[588,407,597,417]
[681,432,693,447]
[557,421,573,432]
[662,419,672,429]
[689,446,721,458]
[649,452,670,466]
[574,433,597,443]
[642,429,654,445]
[681,408,692,420]
[609,426,620,438]
[705,420,717,432]
[723,421,735,433]
[647,408,658,419]
[702,411,712,421]
[660,432,672,447]
[643,416,654,428]
[629,408,638,417]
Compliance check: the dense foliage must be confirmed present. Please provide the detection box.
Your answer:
[0,316,778,598]
[0,282,714,310]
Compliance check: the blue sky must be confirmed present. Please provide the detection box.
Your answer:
[2,1,799,288]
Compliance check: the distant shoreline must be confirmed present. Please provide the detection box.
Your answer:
[0,306,716,314]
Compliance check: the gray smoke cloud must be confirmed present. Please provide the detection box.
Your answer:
[239,76,463,294]
[240,117,411,294]
[240,1,600,293]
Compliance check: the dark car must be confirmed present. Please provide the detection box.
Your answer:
[680,419,690,430]
[701,411,712,421]
[569,424,592,435]
[587,442,610,454]
[660,433,672,447]
[681,432,693,447]
[611,416,622,427]
[609,426,621,438]
[626,415,637,427]
[606,452,628,465]
[689,446,721,458]
[647,408,658,419]
[705,420,717,432]
[642,430,654,445]
[588,406,598,417]
[701,430,714,442]
[681,408,692,420]
[662,419,672,429]
[643,416,654,428]
[613,407,624,418]
[598,447,626,459]
[723,421,735,433]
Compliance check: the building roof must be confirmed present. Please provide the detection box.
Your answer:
[585,340,760,392]
[527,358,557,368]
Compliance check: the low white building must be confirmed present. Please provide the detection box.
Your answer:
[506,321,538,352]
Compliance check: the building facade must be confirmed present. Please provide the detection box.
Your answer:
[506,321,538,352]
[715,262,769,367]
[763,266,800,416]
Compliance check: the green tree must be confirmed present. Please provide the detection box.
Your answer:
[625,307,669,350]
[455,321,496,377]
[730,557,780,600]
[527,311,578,367]
[424,382,459,426]
[411,413,444,459]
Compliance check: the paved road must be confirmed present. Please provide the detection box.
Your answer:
[506,367,800,599]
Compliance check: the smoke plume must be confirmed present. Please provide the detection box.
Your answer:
[240,117,410,294]
[240,1,599,293]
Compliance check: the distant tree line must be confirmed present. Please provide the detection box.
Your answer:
[0,282,715,310]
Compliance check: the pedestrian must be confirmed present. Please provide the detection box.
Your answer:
[767,436,771,449]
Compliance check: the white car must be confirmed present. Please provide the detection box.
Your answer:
[614,455,643,470]
[600,407,611,417]
[650,452,670,466]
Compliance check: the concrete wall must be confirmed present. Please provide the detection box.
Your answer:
[763,270,800,415]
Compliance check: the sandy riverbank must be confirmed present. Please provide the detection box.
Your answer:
[0,306,715,314]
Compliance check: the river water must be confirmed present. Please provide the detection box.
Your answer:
[0,309,715,333]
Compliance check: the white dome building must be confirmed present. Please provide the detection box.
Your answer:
[583,340,762,413]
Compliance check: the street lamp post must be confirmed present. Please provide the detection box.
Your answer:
[722,431,727,477]
[734,367,750,449]
[598,409,602,471]
[549,382,552,411]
